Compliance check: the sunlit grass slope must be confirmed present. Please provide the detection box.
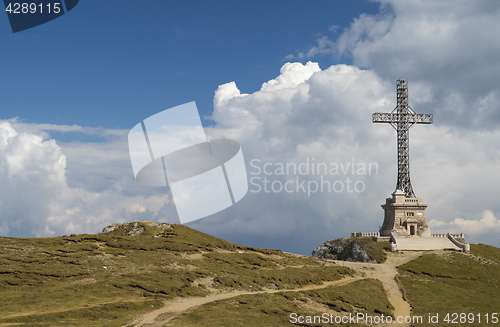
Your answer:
[0,221,352,327]
[167,278,393,327]
[398,244,500,327]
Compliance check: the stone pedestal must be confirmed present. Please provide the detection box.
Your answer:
[379,190,430,237]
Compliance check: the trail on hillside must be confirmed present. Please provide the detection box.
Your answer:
[334,251,423,327]
[123,276,362,327]
[124,252,421,327]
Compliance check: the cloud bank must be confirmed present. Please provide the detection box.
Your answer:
[0,120,175,237]
[1,0,500,254]
[195,58,500,253]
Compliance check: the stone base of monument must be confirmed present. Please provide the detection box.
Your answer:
[379,190,430,237]
[352,190,470,252]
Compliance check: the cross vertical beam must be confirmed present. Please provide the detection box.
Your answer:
[372,80,433,198]
[396,80,414,197]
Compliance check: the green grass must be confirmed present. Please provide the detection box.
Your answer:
[4,221,497,327]
[167,279,393,327]
[0,221,353,326]
[398,244,500,327]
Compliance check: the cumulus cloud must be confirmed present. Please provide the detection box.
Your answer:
[452,211,500,235]
[429,210,500,245]
[3,1,500,254]
[194,59,500,253]
[0,120,177,237]
[3,60,499,253]
[227,0,500,252]
[293,0,500,129]
[0,121,66,236]
[2,60,499,253]
[260,62,321,92]
[196,63,401,252]
[333,0,500,77]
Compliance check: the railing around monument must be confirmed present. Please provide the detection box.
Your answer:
[351,232,465,238]
[351,232,380,237]
[447,233,470,253]
[432,232,464,238]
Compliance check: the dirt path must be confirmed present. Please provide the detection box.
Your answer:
[123,276,362,327]
[124,251,421,327]
[334,251,422,326]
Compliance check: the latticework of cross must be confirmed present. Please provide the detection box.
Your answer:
[372,80,433,198]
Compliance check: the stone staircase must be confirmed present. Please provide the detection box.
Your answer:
[392,236,461,251]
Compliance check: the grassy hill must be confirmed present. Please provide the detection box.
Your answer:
[1,221,499,327]
[164,239,500,327]
[0,221,356,327]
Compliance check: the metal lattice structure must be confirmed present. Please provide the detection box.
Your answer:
[373,80,433,198]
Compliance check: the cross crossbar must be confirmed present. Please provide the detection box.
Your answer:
[372,113,433,125]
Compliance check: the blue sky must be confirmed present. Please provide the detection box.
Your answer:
[0,0,378,130]
[1,0,500,255]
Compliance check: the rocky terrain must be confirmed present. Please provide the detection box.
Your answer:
[312,236,390,263]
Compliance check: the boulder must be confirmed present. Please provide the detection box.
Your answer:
[312,237,376,263]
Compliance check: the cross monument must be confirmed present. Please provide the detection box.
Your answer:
[348,80,469,251]
[373,80,433,237]
[373,79,433,198]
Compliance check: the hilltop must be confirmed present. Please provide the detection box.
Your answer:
[0,221,499,327]
[0,221,358,326]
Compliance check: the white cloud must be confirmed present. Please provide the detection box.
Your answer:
[0,120,177,237]
[0,121,67,235]
[3,60,499,253]
[8,117,127,140]
[3,1,500,254]
[2,60,499,253]
[231,0,500,252]
[429,210,500,245]
[260,62,320,92]
[199,63,400,252]
[337,0,500,81]
[454,211,500,235]
[294,1,500,129]
[196,60,500,253]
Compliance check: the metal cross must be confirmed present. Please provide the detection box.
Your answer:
[372,80,433,198]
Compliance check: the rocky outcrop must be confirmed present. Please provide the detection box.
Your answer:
[312,237,376,263]
[101,220,172,236]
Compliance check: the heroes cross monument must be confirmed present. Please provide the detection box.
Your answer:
[352,80,468,251]
[372,79,433,237]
